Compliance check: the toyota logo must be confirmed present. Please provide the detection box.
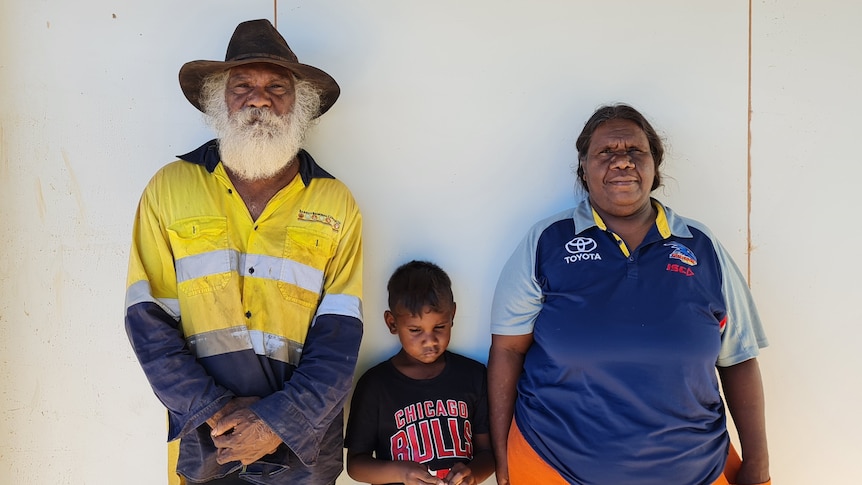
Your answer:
[565,237,597,254]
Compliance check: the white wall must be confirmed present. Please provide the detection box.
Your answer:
[0,1,857,483]
[750,1,862,479]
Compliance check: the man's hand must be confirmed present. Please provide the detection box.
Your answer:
[206,396,260,430]
[210,402,282,465]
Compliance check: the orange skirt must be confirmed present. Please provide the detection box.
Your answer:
[507,420,770,485]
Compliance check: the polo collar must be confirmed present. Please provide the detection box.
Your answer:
[572,197,693,239]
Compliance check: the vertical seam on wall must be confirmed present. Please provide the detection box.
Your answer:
[747,0,753,283]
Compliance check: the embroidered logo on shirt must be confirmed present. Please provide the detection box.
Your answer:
[564,237,602,263]
[297,210,342,231]
[665,242,697,276]
[665,242,697,266]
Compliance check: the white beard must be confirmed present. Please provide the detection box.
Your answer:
[215,107,304,181]
[202,74,321,182]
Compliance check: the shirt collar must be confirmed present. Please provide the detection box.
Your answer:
[177,139,335,186]
[572,197,693,239]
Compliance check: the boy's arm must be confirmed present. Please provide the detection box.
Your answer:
[346,450,444,485]
[443,433,495,485]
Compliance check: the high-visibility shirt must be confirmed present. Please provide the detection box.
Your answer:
[125,140,363,483]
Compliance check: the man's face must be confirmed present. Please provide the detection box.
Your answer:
[225,63,296,118]
[202,64,320,182]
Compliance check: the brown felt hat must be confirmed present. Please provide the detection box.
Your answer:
[179,19,340,117]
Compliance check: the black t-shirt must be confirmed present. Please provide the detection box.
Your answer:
[345,351,489,478]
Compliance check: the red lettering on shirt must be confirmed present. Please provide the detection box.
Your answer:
[666,263,695,277]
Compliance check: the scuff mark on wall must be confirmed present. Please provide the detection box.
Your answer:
[60,149,86,220]
[35,178,46,221]
[27,383,42,417]
[0,123,7,178]
[53,249,66,325]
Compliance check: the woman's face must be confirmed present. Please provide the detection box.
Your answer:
[581,119,656,218]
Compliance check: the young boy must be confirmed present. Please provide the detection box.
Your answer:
[345,261,495,485]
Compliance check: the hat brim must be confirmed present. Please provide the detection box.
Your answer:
[179,58,340,117]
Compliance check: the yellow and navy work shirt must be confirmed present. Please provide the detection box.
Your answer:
[491,198,767,485]
[125,140,363,483]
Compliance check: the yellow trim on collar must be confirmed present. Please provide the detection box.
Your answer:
[591,208,630,257]
[654,201,672,239]
[590,200,670,257]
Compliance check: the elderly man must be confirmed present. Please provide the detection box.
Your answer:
[125,19,363,485]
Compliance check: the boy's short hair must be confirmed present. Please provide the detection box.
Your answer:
[387,260,454,315]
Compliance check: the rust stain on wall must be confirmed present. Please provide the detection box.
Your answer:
[746,0,754,282]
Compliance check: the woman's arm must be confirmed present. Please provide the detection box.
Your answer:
[487,333,533,485]
[718,357,770,485]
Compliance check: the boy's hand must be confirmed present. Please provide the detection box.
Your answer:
[442,462,477,485]
[397,461,445,485]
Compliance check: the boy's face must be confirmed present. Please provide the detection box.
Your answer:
[385,303,455,366]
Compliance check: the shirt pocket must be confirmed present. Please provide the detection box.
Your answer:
[278,226,337,307]
[167,216,232,296]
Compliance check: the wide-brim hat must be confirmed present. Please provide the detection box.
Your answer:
[179,19,340,117]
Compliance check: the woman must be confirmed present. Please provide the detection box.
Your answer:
[488,104,770,485]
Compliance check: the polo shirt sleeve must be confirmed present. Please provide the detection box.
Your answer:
[490,224,545,336]
[712,236,769,367]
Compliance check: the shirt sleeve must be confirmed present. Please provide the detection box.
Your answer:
[471,363,490,435]
[490,225,545,336]
[124,179,233,441]
[712,236,769,367]
[343,369,381,454]
[250,195,364,466]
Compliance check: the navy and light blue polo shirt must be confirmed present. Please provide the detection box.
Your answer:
[491,197,767,485]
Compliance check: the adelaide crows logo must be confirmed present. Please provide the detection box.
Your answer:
[664,242,697,266]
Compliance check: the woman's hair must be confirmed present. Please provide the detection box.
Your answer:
[387,260,454,316]
[575,104,665,192]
